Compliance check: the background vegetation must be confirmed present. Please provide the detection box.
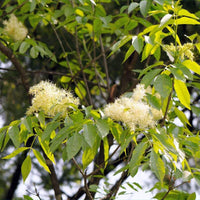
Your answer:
[0,0,200,199]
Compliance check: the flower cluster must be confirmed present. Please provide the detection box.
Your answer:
[3,14,28,41]
[26,81,80,117]
[104,84,163,131]
[164,43,194,61]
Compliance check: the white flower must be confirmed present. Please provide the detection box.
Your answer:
[3,14,28,41]
[26,81,79,117]
[104,84,163,131]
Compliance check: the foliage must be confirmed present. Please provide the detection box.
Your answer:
[0,0,200,200]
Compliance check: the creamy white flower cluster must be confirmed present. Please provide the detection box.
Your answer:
[26,81,79,117]
[164,43,194,61]
[3,14,28,41]
[104,84,163,131]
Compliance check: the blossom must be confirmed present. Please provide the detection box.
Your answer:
[3,14,28,41]
[163,43,194,61]
[104,84,163,131]
[26,81,80,117]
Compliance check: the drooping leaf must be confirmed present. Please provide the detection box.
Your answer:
[150,150,165,184]
[8,125,20,148]
[32,149,50,173]
[154,74,172,98]
[21,155,32,182]
[128,2,139,14]
[132,35,144,54]
[159,13,172,27]
[182,60,200,75]
[141,68,162,87]
[65,133,82,161]
[129,142,147,176]
[175,17,200,25]
[41,121,60,142]
[174,107,191,126]
[3,147,29,159]
[140,0,152,17]
[96,118,109,138]
[83,124,97,148]
[174,79,191,110]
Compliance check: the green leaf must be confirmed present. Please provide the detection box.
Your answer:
[65,133,82,161]
[82,137,100,170]
[159,14,172,27]
[140,0,152,17]
[175,17,200,25]
[21,155,32,182]
[146,93,161,110]
[187,193,196,200]
[96,119,109,138]
[141,68,162,87]
[129,142,147,176]
[174,107,191,126]
[110,35,132,56]
[8,125,20,148]
[174,79,191,110]
[154,74,172,98]
[132,36,144,54]
[50,126,69,153]
[150,150,165,184]
[103,137,109,168]
[41,121,60,142]
[30,46,39,58]
[32,149,50,173]
[178,9,198,19]
[123,45,135,63]
[30,0,36,12]
[24,195,34,200]
[182,60,200,75]
[19,41,30,54]
[75,81,86,100]
[22,116,32,132]
[3,147,29,159]
[83,124,97,148]
[173,63,193,80]
[128,2,139,14]
[142,43,153,61]
[169,66,185,81]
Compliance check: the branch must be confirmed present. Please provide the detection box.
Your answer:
[0,41,30,99]
[72,158,93,200]
[43,154,62,200]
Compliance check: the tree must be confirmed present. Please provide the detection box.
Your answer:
[0,0,200,200]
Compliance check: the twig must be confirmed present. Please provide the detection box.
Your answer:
[99,35,110,94]
[72,158,93,200]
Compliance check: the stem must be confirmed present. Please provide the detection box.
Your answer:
[72,158,93,200]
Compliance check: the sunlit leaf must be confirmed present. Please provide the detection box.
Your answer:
[21,155,32,182]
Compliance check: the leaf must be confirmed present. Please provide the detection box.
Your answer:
[22,116,32,132]
[132,36,144,54]
[109,35,132,56]
[159,13,172,27]
[146,93,161,110]
[129,142,147,176]
[141,68,162,87]
[150,150,165,184]
[24,195,34,200]
[173,63,193,80]
[3,147,29,159]
[140,0,152,17]
[178,9,199,19]
[128,2,139,14]
[182,60,200,75]
[83,124,97,148]
[30,46,39,58]
[154,74,172,98]
[75,81,86,100]
[65,133,82,161]
[19,41,30,54]
[123,45,135,63]
[50,126,69,153]
[96,119,109,138]
[142,43,153,61]
[41,121,60,142]
[21,155,32,182]
[82,137,100,170]
[8,125,20,148]
[174,79,191,110]
[175,17,200,25]
[103,137,109,168]
[169,66,185,81]
[32,149,50,173]
[174,107,191,126]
